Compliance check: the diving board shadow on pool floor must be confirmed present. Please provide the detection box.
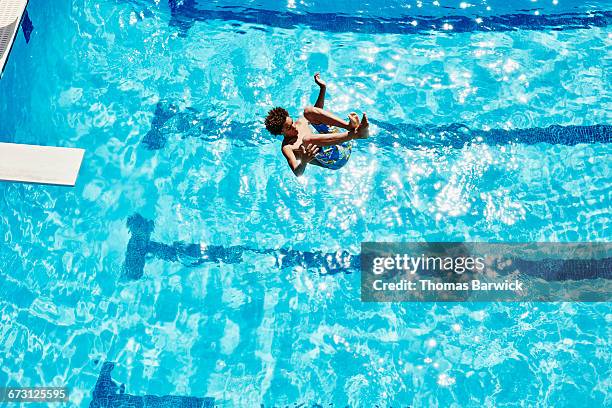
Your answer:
[90,362,214,408]
[141,101,611,150]
[122,213,611,284]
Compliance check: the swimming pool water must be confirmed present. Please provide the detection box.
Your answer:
[0,0,610,406]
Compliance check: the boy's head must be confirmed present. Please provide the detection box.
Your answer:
[265,107,297,138]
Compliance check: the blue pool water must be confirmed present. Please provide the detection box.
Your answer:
[0,0,610,406]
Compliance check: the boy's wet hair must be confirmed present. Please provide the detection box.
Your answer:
[265,107,289,135]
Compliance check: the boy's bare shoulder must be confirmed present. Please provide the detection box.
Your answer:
[281,139,297,152]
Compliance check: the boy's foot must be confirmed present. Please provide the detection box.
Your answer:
[314,72,326,88]
[355,113,370,139]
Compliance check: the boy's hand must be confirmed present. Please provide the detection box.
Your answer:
[314,73,326,88]
[301,144,321,162]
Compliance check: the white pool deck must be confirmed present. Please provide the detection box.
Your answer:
[0,0,28,76]
[0,143,84,186]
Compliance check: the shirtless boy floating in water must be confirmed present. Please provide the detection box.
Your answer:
[264,73,369,176]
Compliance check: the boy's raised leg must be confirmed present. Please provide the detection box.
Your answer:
[303,106,355,130]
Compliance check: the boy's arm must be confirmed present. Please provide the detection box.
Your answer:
[282,145,320,177]
[314,73,326,109]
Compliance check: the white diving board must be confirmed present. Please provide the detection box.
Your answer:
[0,142,84,186]
[0,0,28,76]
